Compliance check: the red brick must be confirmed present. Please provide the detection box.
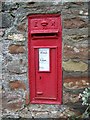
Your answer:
[64,44,89,59]
[64,17,87,29]
[64,77,90,89]
[7,100,24,111]
[8,45,25,54]
[9,80,26,90]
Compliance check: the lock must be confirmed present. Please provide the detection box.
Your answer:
[39,76,41,80]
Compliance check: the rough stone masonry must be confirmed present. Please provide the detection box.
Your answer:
[0,0,89,119]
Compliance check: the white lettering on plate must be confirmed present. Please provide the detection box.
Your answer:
[39,48,50,71]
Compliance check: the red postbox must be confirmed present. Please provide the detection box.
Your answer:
[28,14,62,104]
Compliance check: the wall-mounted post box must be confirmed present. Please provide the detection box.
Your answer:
[28,14,62,104]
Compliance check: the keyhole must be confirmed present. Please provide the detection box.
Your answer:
[40,76,41,80]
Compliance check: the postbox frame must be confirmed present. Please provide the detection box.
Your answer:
[28,14,62,104]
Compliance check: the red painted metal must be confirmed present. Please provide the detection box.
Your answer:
[28,14,62,104]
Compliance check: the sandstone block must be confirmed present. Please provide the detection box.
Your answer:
[9,80,26,90]
[63,60,88,72]
[8,34,25,41]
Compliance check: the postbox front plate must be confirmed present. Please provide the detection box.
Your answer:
[28,14,62,104]
[35,47,57,99]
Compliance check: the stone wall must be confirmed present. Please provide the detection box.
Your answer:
[1,1,89,119]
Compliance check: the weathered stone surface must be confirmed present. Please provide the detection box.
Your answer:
[2,3,10,12]
[0,43,2,54]
[17,23,26,32]
[62,108,80,118]
[2,111,19,119]
[2,92,24,111]
[3,100,24,111]
[3,92,22,102]
[0,86,2,116]
[28,104,64,112]
[8,45,25,54]
[0,29,5,37]
[62,3,88,20]
[9,80,26,90]
[0,3,1,11]
[0,52,2,80]
[63,17,87,29]
[63,91,79,104]
[2,13,14,28]
[49,108,80,119]
[4,0,88,3]
[63,44,89,59]
[25,92,30,105]
[3,54,13,63]
[25,3,63,14]
[8,34,25,41]
[49,111,58,118]
[64,77,90,89]
[63,28,88,36]
[63,60,88,72]
[34,111,49,118]
[63,34,88,41]
[2,2,19,12]
[7,59,27,74]
[19,108,32,118]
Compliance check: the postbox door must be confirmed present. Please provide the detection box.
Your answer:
[35,47,58,100]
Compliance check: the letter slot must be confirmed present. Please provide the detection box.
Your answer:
[31,33,58,39]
